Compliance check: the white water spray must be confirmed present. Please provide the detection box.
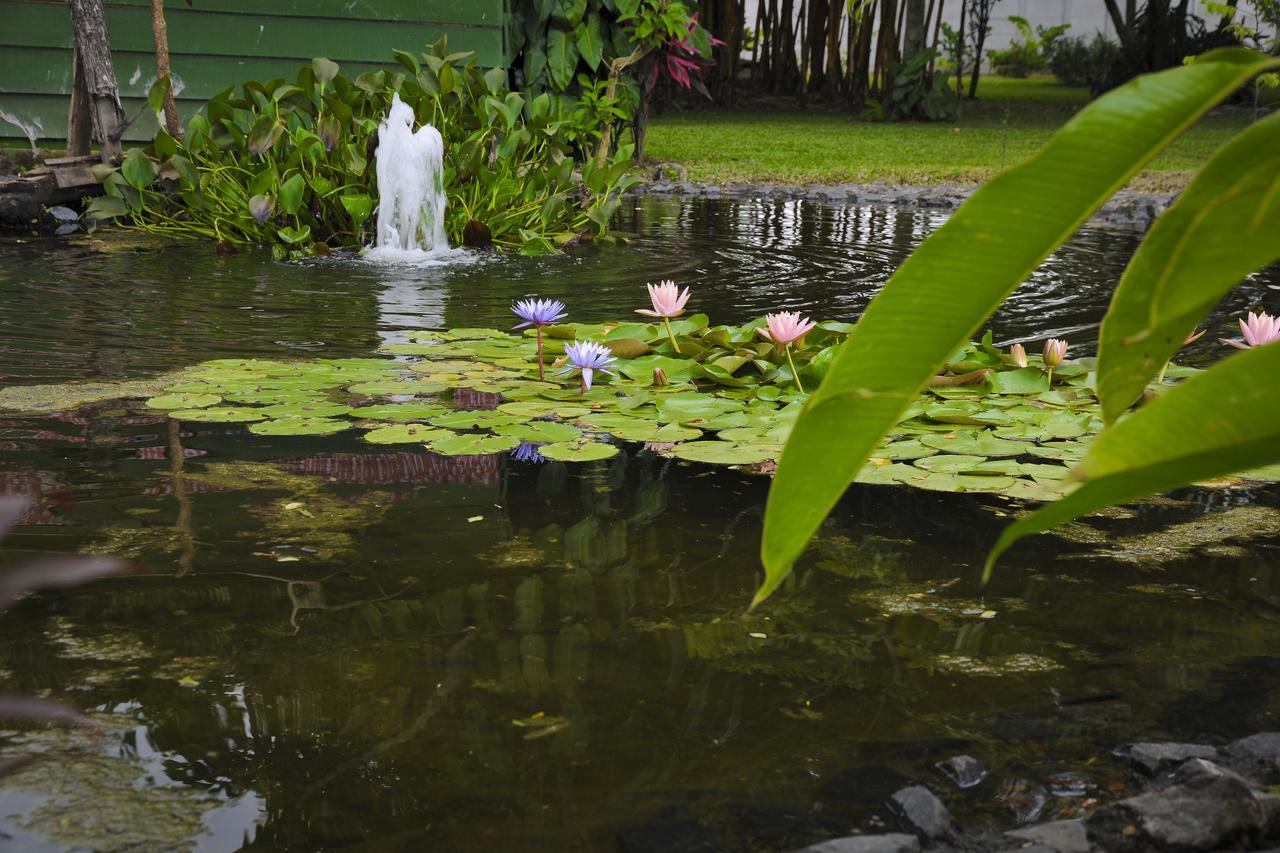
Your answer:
[368,94,449,259]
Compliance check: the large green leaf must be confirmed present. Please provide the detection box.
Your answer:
[576,12,606,71]
[986,342,1280,575]
[121,148,156,189]
[755,49,1280,610]
[546,25,580,91]
[1096,110,1280,422]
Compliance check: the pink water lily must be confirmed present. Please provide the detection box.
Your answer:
[1224,311,1280,349]
[1008,343,1028,368]
[757,312,817,346]
[1042,338,1068,385]
[636,280,691,319]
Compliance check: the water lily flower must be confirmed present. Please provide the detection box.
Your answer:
[1042,338,1068,385]
[512,298,567,380]
[757,311,818,347]
[651,366,669,387]
[559,340,616,394]
[1009,343,1028,368]
[510,442,549,464]
[636,280,691,354]
[1223,311,1280,350]
[758,312,817,392]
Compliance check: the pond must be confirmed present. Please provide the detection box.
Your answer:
[0,196,1277,852]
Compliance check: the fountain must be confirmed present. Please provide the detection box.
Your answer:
[368,93,449,260]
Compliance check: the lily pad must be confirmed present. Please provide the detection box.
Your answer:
[920,432,1027,458]
[671,442,778,465]
[873,438,940,460]
[494,422,584,443]
[537,440,620,462]
[249,418,349,436]
[608,422,703,443]
[363,424,454,444]
[429,433,522,456]
[429,411,525,430]
[346,380,445,396]
[259,401,351,419]
[167,407,267,423]
[146,393,221,410]
[349,403,448,421]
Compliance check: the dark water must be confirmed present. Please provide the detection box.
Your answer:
[0,198,1277,851]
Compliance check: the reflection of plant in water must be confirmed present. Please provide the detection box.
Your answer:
[812,533,908,585]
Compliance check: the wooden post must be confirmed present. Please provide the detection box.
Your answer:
[66,0,124,163]
[150,0,182,138]
[65,48,93,156]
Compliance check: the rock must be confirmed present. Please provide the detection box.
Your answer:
[1003,819,1091,853]
[1226,732,1280,783]
[792,834,920,853]
[46,205,78,223]
[1112,741,1218,776]
[935,755,988,789]
[890,785,956,843]
[1161,756,1259,791]
[1086,764,1270,851]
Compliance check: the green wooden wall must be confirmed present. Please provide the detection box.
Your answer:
[0,0,509,145]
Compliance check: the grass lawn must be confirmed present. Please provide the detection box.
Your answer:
[644,75,1263,191]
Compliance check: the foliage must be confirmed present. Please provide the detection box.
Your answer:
[987,16,1071,78]
[938,22,978,80]
[1047,34,1123,93]
[85,39,641,256]
[757,48,1280,609]
[863,49,955,121]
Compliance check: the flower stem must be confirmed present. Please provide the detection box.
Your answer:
[785,344,805,393]
[663,317,681,355]
[1046,367,1054,386]
[536,326,545,381]
[1156,361,1169,384]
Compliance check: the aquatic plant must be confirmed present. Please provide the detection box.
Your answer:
[512,298,568,380]
[86,38,641,256]
[560,341,618,393]
[758,312,817,392]
[1008,344,1028,368]
[758,48,1280,608]
[1224,311,1280,349]
[1042,338,1068,385]
[636,280,691,353]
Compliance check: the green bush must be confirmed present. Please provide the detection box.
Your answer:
[987,16,1070,78]
[86,38,641,257]
[1048,34,1122,93]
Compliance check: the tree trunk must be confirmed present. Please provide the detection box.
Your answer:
[823,0,843,97]
[903,0,928,59]
[66,0,124,163]
[805,0,828,94]
[954,0,965,115]
[927,0,945,78]
[66,48,93,156]
[850,1,875,103]
[967,0,990,99]
[150,0,182,138]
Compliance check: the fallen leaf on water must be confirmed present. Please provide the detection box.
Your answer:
[178,676,200,687]
[979,610,997,619]
[467,515,484,523]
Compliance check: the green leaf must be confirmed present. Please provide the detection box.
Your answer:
[247,116,285,156]
[1096,110,1280,422]
[146,75,171,113]
[576,12,606,70]
[277,225,312,244]
[546,26,580,91]
[672,442,778,465]
[85,196,128,221]
[249,418,349,436]
[483,66,509,94]
[552,0,588,26]
[311,56,340,83]
[756,48,1280,610]
[363,424,453,444]
[278,173,306,215]
[146,393,221,410]
[121,148,156,189]
[339,193,373,226]
[167,407,266,423]
[538,440,619,461]
[986,342,1280,576]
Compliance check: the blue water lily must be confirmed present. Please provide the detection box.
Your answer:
[512,298,567,380]
[559,340,616,394]
[510,441,550,464]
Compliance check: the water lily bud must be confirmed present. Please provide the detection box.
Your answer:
[651,367,668,387]
[1009,343,1027,368]
[1043,338,1068,369]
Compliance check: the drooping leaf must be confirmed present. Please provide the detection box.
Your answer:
[121,148,156,189]
[146,75,172,113]
[1096,110,1280,421]
[278,173,306,215]
[546,26,581,91]
[339,193,373,226]
[311,56,340,83]
[986,342,1280,575]
[756,49,1280,610]
[576,12,606,70]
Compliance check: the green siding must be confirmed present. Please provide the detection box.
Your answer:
[0,0,509,144]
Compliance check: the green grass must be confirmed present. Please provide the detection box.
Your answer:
[645,75,1260,190]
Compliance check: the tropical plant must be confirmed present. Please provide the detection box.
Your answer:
[863,48,955,121]
[85,38,642,256]
[987,16,1071,78]
[1047,33,1122,93]
[755,48,1280,608]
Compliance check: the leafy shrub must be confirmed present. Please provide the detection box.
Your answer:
[1048,34,1122,93]
[87,38,641,256]
[863,49,955,122]
[987,16,1070,78]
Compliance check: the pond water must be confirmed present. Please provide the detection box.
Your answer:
[0,197,1277,852]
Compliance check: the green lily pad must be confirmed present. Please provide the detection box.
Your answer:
[146,393,221,410]
[346,380,445,396]
[167,407,267,423]
[349,403,448,421]
[1026,441,1090,462]
[259,401,351,419]
[497,401,590,419]
[249,418,349,436]
[671,442,778,465]
[608,422,703,443]
[855,462,920,484]
[919,432,1027,457]
[429,411,525,430]
[429,433,522,456]
[989,367,1051,395]
[537,440,620,462]
[494,422,584,443]
[363,424,454,444]
[913,454,992,473]
[912,472,1018,493]
[872,439,941,460]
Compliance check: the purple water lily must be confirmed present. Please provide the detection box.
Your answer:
[559,340,616,394]
[512,298,567,380]
[510,441,549,464]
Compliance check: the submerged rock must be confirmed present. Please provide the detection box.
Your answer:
[793,834,920,853]
[1112,741,1218,777]
[890,785,956,843]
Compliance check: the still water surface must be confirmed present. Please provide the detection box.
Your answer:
[0,197,1276,851]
